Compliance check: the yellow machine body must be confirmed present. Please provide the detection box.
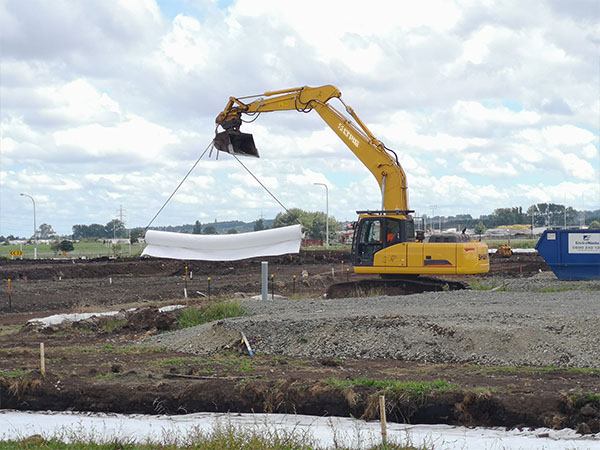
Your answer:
[351,213,489,275]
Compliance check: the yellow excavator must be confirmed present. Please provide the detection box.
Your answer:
[214,85,489,296]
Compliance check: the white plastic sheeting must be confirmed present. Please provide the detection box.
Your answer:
[27,305,185,328]
[142,225,302,261]
[1,410,598,449]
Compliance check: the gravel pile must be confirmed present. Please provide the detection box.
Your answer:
[148,287,600,368]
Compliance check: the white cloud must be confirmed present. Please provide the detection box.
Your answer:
[1,0,598,236]
[460,154,518,177]
[452,101,540,127]
[53,115,180,159]
[160,15,209,72]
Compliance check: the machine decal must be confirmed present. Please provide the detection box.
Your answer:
[337,123,360,147]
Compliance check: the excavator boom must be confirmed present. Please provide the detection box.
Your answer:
[215,85,409,212]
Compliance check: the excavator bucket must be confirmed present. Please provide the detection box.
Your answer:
[213,130,259,158]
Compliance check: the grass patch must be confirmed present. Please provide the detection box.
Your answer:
[0,241,147,259]
[58,344,166,355]
[0,424,425,449]
[93,372,121,380]
[211,353,255,372]
[102,319,127,333]
[151,353,254,374]
[177,300,245,329]
[0,324,22,337]
[0,369,27,378]
[571,392,600,403]
[326,377,458,399]
[469,280,499,291]
[0,348,37,358]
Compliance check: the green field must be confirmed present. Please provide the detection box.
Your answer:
[0,241,146,259]
[0,237,540,260]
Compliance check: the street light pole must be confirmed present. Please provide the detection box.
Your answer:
[20,193,37,259]
[314,183,329,249]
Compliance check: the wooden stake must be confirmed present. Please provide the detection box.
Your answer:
[379,394,387,446]
[40,343,46,377]
[184,266,188,298]
[7,279,11,309]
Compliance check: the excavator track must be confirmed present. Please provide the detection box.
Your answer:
[326,276,470,299]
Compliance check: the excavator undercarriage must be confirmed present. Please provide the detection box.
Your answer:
[326,275,470,299]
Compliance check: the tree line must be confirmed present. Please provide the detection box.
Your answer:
[431,204,599,229]
[2,203,599,244]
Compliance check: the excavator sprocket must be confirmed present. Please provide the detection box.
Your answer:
[326,276,470,299]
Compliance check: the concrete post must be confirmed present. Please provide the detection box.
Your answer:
[261,261,268,301]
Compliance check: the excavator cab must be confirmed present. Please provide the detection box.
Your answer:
[352,215,415,266]
[214,129,260,158]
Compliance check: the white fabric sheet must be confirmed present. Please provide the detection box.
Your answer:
[142,224,302,261]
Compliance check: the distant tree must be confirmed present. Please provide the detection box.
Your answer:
[38,223,56,239]
[112,244,122,256]
[227,228,238,234]
[106,219,126,238]
[59,240,74,252]
[273,208,307,228]
[192,220,202,234]
[203,225,217,234]
[309,211,342,240]
[50,240,61,256]
[254,218,266,231]
[72,223,107,239]
[486,207,527,227]
[474,221,486,236]
[589,220,600,229]
[273,208,341,240]
[526,203,575,227]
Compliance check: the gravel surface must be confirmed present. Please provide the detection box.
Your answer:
[149,277,600,369]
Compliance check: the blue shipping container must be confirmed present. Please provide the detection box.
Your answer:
[535,229,600,280]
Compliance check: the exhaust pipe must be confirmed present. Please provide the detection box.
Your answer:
[213,130,259,158]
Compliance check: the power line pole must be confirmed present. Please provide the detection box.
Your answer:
[117,205,126,224]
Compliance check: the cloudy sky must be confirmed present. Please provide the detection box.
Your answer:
[1,0,599,237]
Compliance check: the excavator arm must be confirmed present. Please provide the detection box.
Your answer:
[214,85,409,212]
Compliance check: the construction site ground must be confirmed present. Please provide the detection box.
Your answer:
[0,251,599,435]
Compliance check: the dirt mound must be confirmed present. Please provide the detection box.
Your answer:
[118,307,178,333]
[20,307,179,337]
